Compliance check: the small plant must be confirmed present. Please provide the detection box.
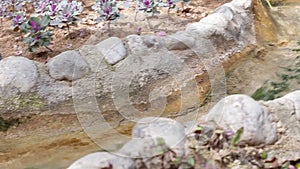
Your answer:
[0,0,9,26]
[20,15,53,52]
[165,0,181,15]
[92,0,119,30]
[12,11,26,30]
[50,0,83,29]
[136,0,160,17]
[34,0,83,30]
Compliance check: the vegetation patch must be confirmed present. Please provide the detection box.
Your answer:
[0,93,46,111]
[0,116,21,132]
[252,53,300,100]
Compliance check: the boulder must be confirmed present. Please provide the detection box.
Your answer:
[205,94,277,145]
[282,90,300,120]
[96,37,127,65]
[67,152,134,169]
[125,35,161,54]
[118,137,175,168]
[132,117,186,156]
[0,56,38,97]
[162,31,195,50]
[260,91,300,141]
[47,50,90,81]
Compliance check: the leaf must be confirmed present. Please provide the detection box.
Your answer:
[187,157,195,166]
[261,151,267,159]
[296,163,300,169]
[29,46,39,52]
[23,37,34,44]
[231,127,243,145]
[40,15,50,30]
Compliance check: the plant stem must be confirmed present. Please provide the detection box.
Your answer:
[265,0,273,9]
[45,46,53,52]
[106,20,111,31]
[146,16,153,30]
[67,24,70,34]
[134,11,138,21]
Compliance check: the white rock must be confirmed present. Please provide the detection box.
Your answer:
[0,56,38,97]
[282,90,300,121]
[231,0,253,10]
[162,31,195,50]
[67,152,114,169]
[132,117,186,156]
[47,50,90,81]
[205,94,277,145]
[126,35,161,54]
[67,152,134,169]
[96,37,127,65]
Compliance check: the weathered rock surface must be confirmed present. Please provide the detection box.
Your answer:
[205,94,277,145]
[162,31,195,50]
[260,90,300,140]
[0,56,38,97]
[125,35,161,54]
[47,50,90,81]
[132,117,186,156]
[96,37,127,65]
[282,90,300,120]
[67,152,134,169]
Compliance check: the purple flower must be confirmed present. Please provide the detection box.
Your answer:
[64,9,70,17]
[105,6,111,15]
[51,4,56,15]
[39,2,45,11]
[167,0,173,5]
[51,4,56,12]
[143,0,150,8]
[12,14,22,25]
[30,19,40,32]
[225,129,233,137]
[15,14,21,21]
[35,35,42,40]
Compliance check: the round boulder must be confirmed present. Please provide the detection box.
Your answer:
[205,94,277,145]
[0,56,38,97]
[47,50,90,81]
[132,117,186,156]
[67,152,134,169]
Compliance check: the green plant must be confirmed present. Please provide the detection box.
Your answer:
[265,0,273,9]
[20,15,53,52]
[92,0,120,30]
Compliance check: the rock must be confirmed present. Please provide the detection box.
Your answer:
[260,92,300,141]
[118,137,168,158]
[132,117,186,156]
[79,45,104,72]
[118,137,176,168]
[125,35,161,54]
[67,152,134,169]
[231,0,253,10]
[67,152,114,169]
[96,37,127,65]
[47,50,90,81]
[0,56,38,97]
[162,31,195,50]
[205,94,277,145]
[282,90,300,121]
